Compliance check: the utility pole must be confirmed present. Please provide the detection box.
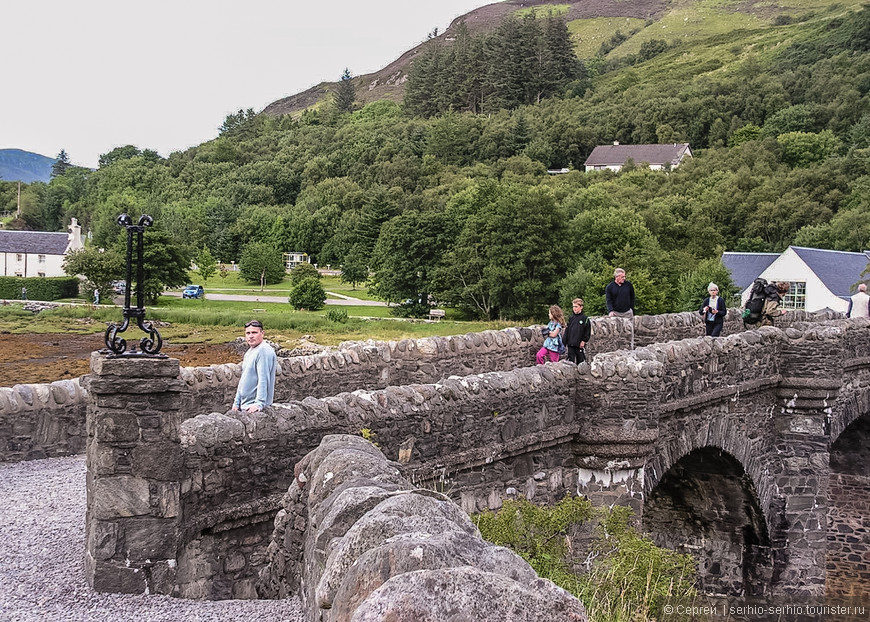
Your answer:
[17,181,21,217]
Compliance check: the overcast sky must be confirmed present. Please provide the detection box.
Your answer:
[2,1,492,169]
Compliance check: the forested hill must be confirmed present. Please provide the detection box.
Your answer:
[262,0,861,116]
[262,0,672,116]
[4,0,870,323]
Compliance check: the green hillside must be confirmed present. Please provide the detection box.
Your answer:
[5,0,870,322]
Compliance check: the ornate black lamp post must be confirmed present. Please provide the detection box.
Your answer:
[104,214,163,355]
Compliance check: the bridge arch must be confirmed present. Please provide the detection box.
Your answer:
[643,446,772,597]
[829,385,870,446]
[645,411,776,531]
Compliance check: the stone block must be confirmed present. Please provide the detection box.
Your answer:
[93,475,151,519]
[124,517,179,562]
[87,519,119,560]
[149,559,178,595]
[91,353,180,378]
[131,441,182,480]
[86,553,147,593]
[94,410,140,443]
[154,481,180,518]
[224,551,247,573]
[785,495,818,513]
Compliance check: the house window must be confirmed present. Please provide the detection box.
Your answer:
[781,282,806,310]
[16,254,23,262]
[38,254,46,263]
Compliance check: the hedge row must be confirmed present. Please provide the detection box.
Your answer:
[0,277,80,301]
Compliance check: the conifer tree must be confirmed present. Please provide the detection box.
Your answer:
[334,68,356,114]
[51,149,72,178]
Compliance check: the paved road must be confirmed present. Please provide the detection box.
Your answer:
[164,291,388,306]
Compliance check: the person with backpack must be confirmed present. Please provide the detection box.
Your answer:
[759,282,790,327]
[564,298,592,364]
[699,282,727,336]
[536,304,566,364]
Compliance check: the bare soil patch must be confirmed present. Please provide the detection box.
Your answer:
[0,332,241,386]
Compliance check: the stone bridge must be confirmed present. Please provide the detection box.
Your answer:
[54,310,870,612]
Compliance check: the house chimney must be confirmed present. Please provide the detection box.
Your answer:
[67,218,84,252]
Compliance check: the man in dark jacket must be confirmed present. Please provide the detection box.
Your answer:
[605,268,636,349]
[564,298,592,364]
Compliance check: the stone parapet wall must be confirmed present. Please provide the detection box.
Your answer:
[0,309,838,463]
[0,378,86,462]
[175,361,580,597]
[82,314,870,603]
[256,434,588,622]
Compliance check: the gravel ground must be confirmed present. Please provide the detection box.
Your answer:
[0,455,304,622]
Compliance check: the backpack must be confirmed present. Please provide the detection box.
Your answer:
[742,278,768,325]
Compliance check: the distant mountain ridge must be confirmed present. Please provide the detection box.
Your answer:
[0,149,54,183]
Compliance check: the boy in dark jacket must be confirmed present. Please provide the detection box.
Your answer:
[564,298,592,364]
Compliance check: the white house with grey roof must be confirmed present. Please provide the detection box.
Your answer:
[0,218,84,277]
[722,246,870,314]
[584,142,692,172]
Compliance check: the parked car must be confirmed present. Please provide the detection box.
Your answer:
[111,280,126,295]
[182,284,204,299]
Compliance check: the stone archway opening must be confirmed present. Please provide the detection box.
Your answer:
[643,447,771,598]
[828,414,870,602]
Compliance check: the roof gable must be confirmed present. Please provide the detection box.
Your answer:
[584,143,692,167]
[721,252,779,291]
[0,230,70,255]
[790,246,870,297]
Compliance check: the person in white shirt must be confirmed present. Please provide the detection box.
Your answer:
[848,283,870,318]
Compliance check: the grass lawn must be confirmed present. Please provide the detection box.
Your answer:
[184,271,380,301]
[0,299,515,348]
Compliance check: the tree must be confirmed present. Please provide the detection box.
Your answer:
[340,245,368,289]
[289,277,326,310]
[334,68,356,114]
[777,130,842,167]
[63,246,124,300]
[51,150,72,178]
[196,246,218,284]
[239,241,285,289]
[370,210,456,304]
[433,183,569,320]
[99,145,142,168]
[130,227,192,304]
[673,257,738,312]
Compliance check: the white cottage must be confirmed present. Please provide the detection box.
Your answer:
[0,218,85,277]
[723,246,870,314]
[584,142,692,172]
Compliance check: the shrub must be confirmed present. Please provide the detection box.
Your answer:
[474,498,698,622]
[289,277,327,310]
[0,277,80,301]
[325,308,349,323]
[579,506,698,622]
